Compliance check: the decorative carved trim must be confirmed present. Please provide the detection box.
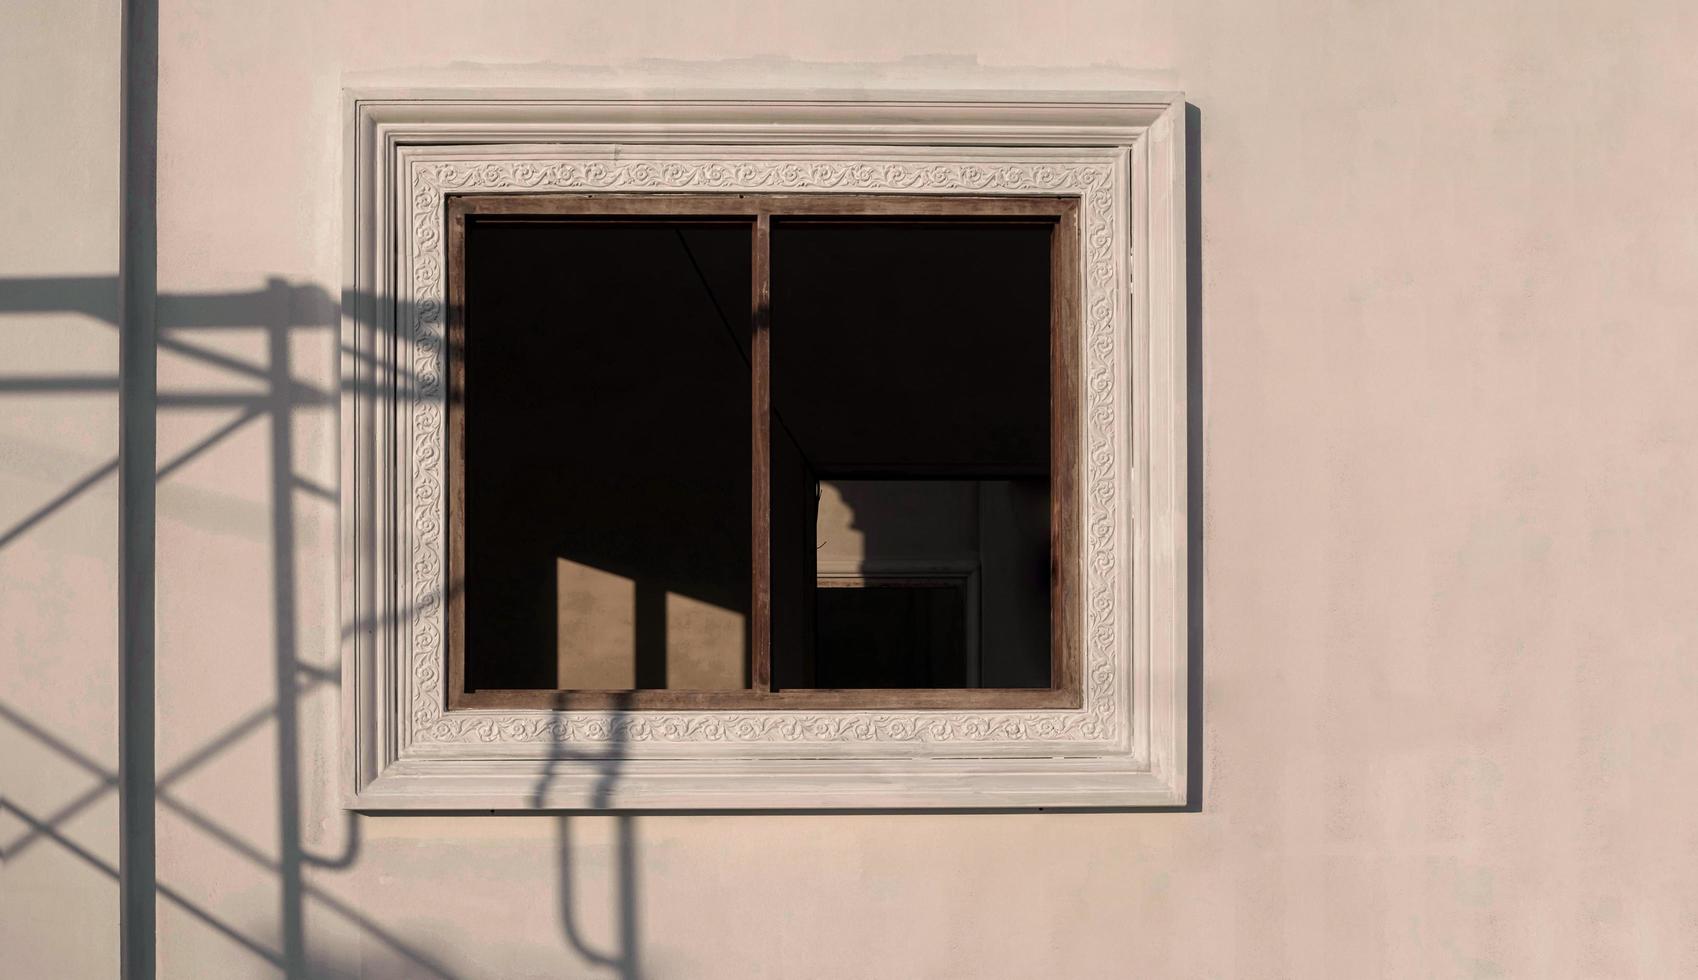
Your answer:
[342,95,1188,808]
[400,154,1120,748]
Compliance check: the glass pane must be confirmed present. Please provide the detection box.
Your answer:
[460,220,752,691]
[769,221,1053,689]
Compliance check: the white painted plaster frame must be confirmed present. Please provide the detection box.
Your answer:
[341,94,1188,809]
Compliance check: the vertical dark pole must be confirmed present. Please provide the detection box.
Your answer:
[751,213,772,693]
[119,0,159,974]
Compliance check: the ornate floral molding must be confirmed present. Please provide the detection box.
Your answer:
[400,154,1122,747]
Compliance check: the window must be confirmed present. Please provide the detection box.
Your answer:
[344,95,1188,809]
[444,194,1080,711]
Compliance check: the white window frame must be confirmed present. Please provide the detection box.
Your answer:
[341,92,1189,810]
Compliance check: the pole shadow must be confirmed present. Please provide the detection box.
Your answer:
[0,272,461,977]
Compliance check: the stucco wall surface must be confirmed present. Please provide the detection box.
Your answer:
[1,1,122,976]
[10,0,1698,976]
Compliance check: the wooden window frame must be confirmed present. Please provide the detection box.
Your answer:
[341,94,1188,810]
[443,192,1081,712]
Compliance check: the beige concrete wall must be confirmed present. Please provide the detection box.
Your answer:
[0,1,123,976]
[9,0,1698,975]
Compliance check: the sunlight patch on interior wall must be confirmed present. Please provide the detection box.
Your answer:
[555,558,746,690]
[664,592,745,690]
[556,558,636,690]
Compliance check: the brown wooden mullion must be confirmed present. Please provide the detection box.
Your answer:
[751,212,773,693]
[1050,203,1082,700]
[444,199,468,710]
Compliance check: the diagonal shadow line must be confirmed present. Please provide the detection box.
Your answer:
[154,794,453,979]
[0,660,331,860]
[3,712,429,973]
[0,406,264,552]
[673,227,815,475]
[162,322,407,403]
[156,334,295,391]
[0,457,119,551]
[155,669,327,791]
[3,273,440,971]
[158,334,266,382]
[292,474,337,502]
[2,276,433,406]
[0,700,111,779]
[339,342,423,385]
[162,331,384,404]
[0,774,116,862]
[292,661,339,685]
[2,801,285,968]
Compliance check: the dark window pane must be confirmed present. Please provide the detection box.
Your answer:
[814,583,969,688]
[460,220,752,691]
[769,222,1053,689]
